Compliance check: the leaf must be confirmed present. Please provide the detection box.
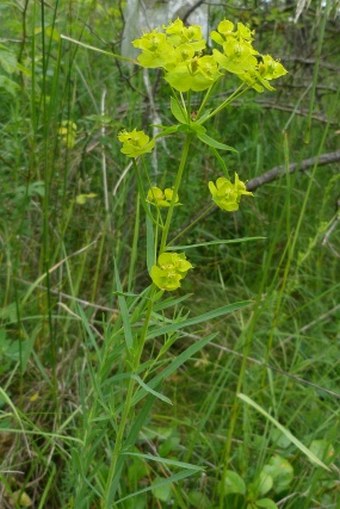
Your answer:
[108,395,156,499]
[146,215,155,273]
[0,75,19,96]
[0,302,17,321]
[115,469,197,504]
[221,470,246,495]
[132,334,217,406]
[237,393,330,471]
[170,96,188,124]
[310,440,335,466]
[269,429,291,449]
[10,491,33,507]
[114,259,133,350]
[154,124,180,138]
[255,498,278,509]
[195,109,213,124]
[186,122,206,136]
[122,451,202,472]
[167,237,266,250]
[0,46,18,73]
[254,471,273,496]
[45,26,61,42]
[262,455,294,494]
[132,374,173,406]
[151,477,172,502]
[153,293,191,312]
[196,131,238,152]
[188,491,211,508]
[146,301,250,340]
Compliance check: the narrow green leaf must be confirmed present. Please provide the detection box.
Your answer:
[115,469,197,504]
[167,237,266,250]
[147,301,250,340]
[107,394,156,500]
[187,122,206,136]
[146,215,155,273]
[195,109,213,124]
[114,259,133,350]
[170,96,188,124]
[153,294,192,312]
[197,132,238,152]
[132,374,173,406]
[132,333,217,405]
[112,291,139,298]
[154,124,180,137]
[238,393,330,471]
[122,451,203,471]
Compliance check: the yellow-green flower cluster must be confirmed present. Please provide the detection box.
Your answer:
[208,173,253,212]
[146,186,179,208]
[58,121,77,149]
[118,129,155,158]
[150,252,193,291]
[133,19,220,92]
[211,20,287,92]
[132,18,287,93]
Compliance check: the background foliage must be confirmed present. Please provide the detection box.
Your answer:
[0,1,339,508]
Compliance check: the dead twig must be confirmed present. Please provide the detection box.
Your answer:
[246,150,340,192]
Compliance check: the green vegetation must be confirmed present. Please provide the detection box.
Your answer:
[0,1,339,508]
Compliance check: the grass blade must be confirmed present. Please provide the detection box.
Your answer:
[114,259,133,350]
[237,393,330,471]
[122,451,203,471]
[147,301,250,340]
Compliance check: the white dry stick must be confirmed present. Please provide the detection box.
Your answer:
[294,0,311,23]
[113,161,133,197]
[101,88,110,214]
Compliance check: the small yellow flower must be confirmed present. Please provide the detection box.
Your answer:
[164,18,206,52]
[75,193,97,205]
[118,129,155,158]
[132,30,177,68]
[150,252,193,291]
[165,54,221,92]
[146,186,179,208]
[208,173,253,212]
[58,120,77,148]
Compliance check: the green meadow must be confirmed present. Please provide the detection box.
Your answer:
[0,1,339,508]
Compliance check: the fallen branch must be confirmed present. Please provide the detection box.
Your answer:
[246,150,340,192]
[254,100,335,125]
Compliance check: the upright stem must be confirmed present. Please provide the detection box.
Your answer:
[159,135,192,253]
[104,285,157,506]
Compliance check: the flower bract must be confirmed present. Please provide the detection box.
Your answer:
[118,129,155,158]
[150,252,193,291]
[146,187,179,208]
[208,173,253,212]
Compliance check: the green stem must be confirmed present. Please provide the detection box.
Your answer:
[168,203,216,246]
[202,83,249,124]
[104,285,158,506]
[159,135,192,253]
[196,82,216,119]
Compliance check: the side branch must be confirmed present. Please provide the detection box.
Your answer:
[246,150,340,192]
